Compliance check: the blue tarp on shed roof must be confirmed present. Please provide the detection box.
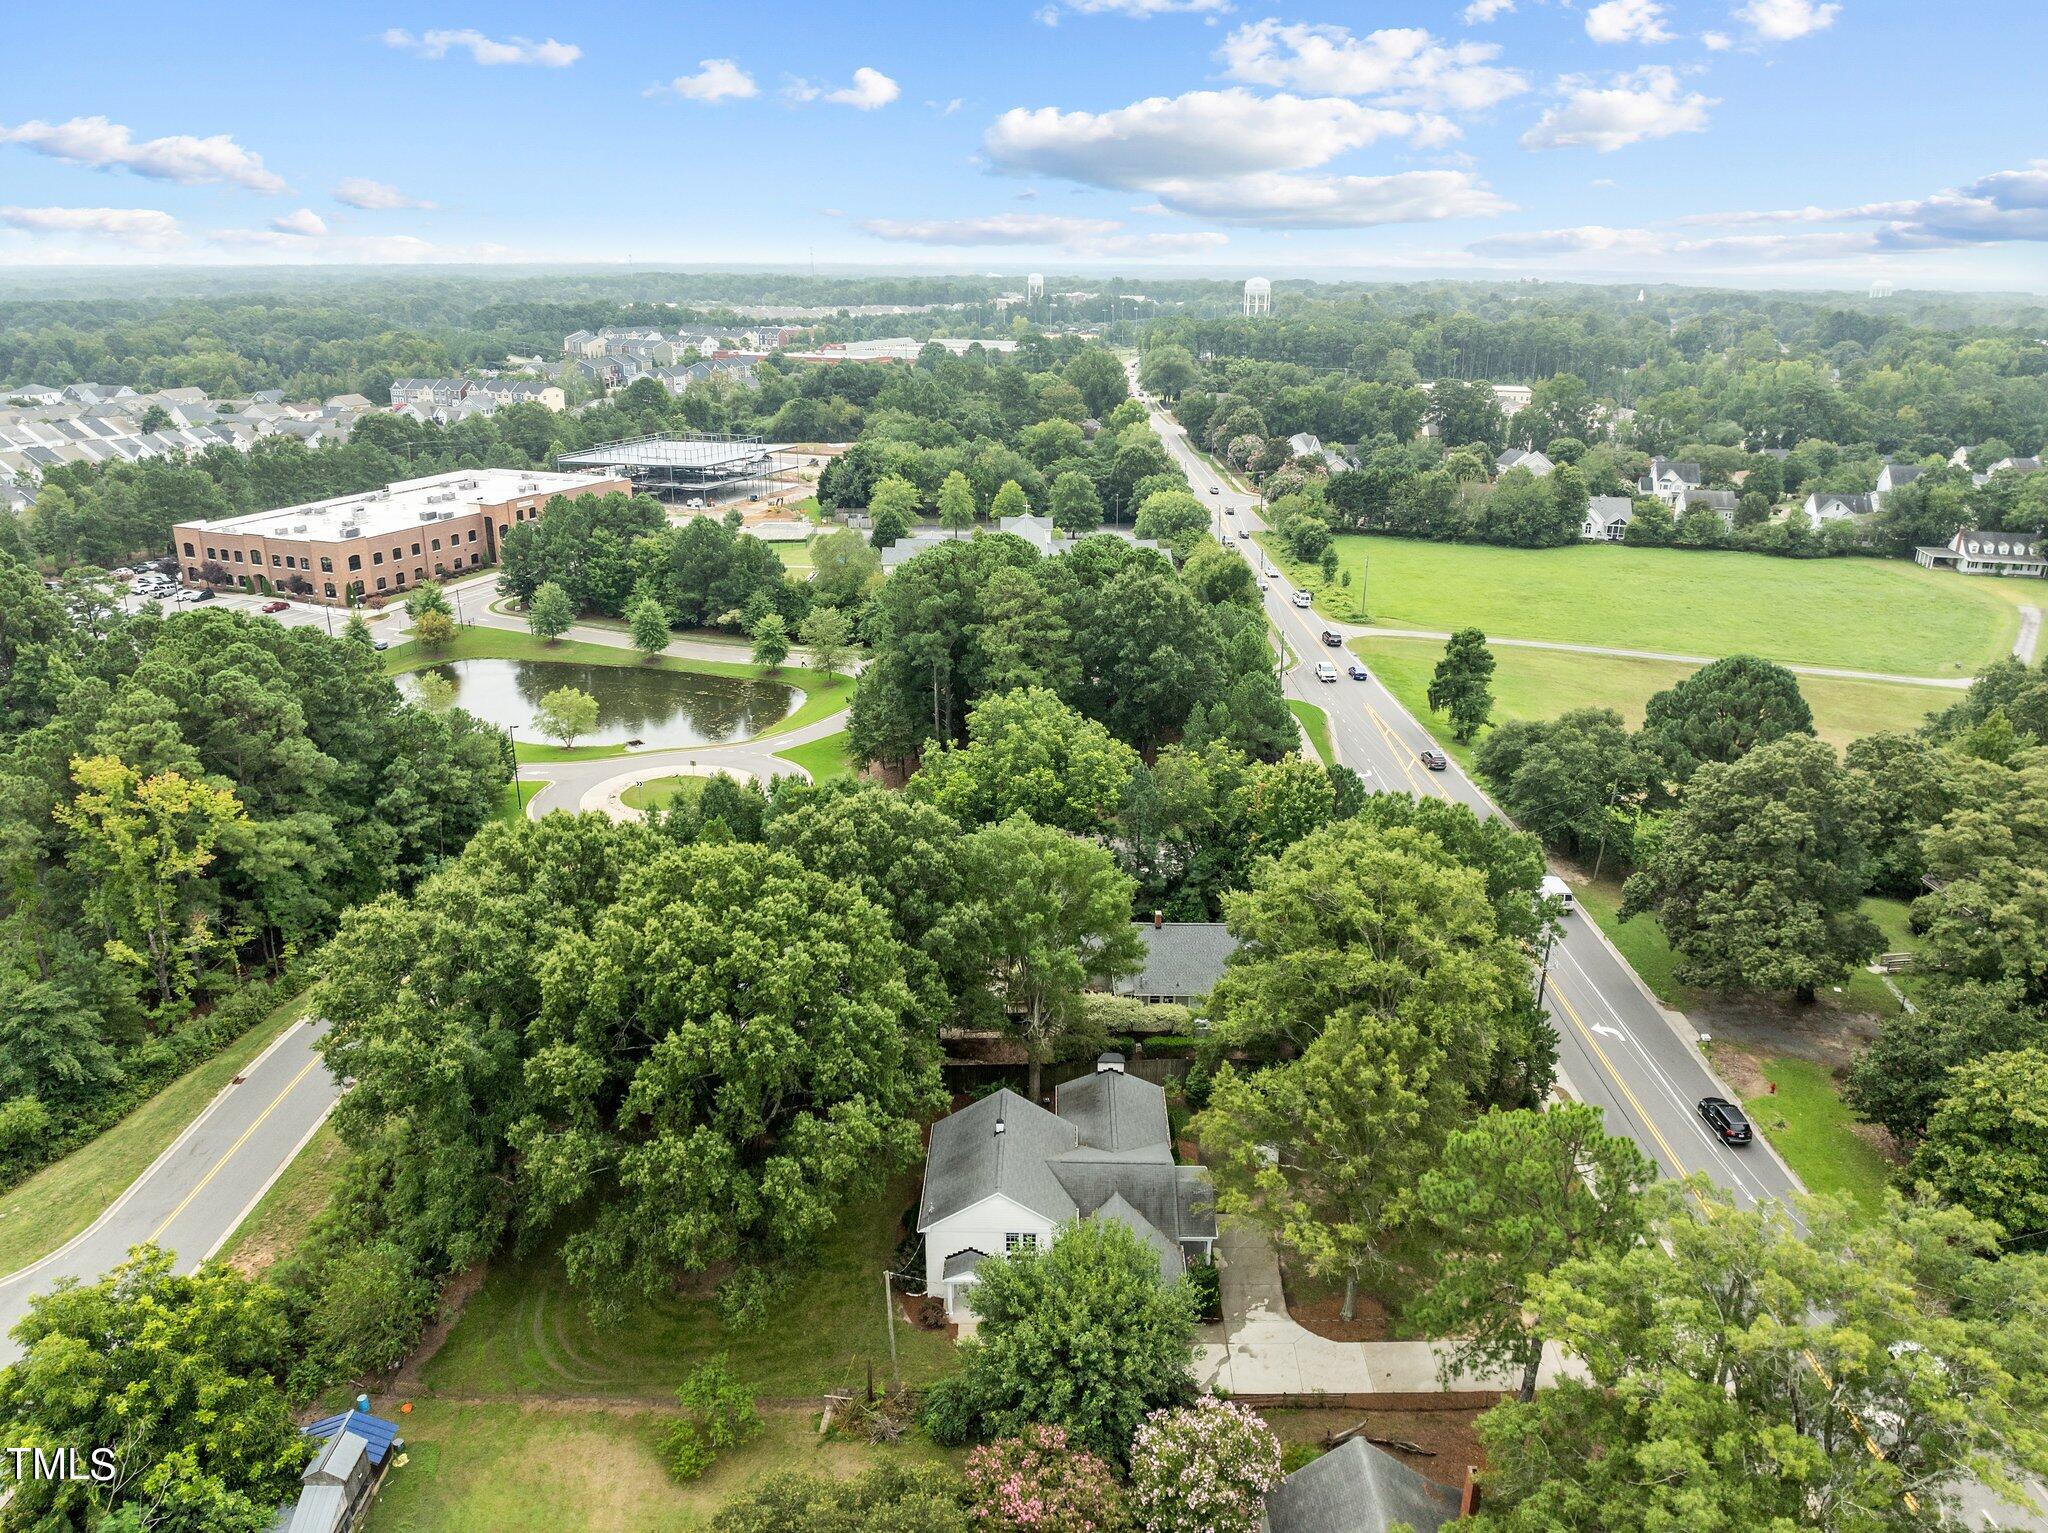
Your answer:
[304,1410,402,1466]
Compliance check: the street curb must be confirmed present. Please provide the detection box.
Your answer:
[0,1016,311,1288]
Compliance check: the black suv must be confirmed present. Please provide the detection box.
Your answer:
[1320,630,1343,648]
[1698,1096,1752,1145]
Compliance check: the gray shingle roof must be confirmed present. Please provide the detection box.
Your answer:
[1263,1438,1463,1533]
[1092,1191,1183,1284]
[1116,922,1236,1003]
[918,1089,1079,1229]
[1054,1069,1172,1154]
[942,1249,987,1280]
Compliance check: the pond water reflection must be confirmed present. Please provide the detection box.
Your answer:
[401,657,794,748]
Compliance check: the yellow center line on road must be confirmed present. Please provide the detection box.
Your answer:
[1551,975,1915,1504]
[147,1051,325,1245]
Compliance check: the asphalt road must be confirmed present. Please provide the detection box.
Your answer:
[1134,376,1804,1216]
[0,1018,340,1366]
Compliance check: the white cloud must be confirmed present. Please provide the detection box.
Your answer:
[1734,0,1841,41]
[984,87,1509,230]
[785,68,900,109]
[658,59,758,103]
[1143,168,1514,227]
[860,212,1121,245]
[859,210,1226,256]
[1217,20,1528,110]
[1463,0,1516,21]
[987,89,1423,187]
[929,98,965,115]
[381,28,580,67]
[1585,0,1674,44]
[828,67,900,110]
[0,115,286,193]
[333,177,435,211]
[1520,67,1715,151]
[207,226,520,262]
[0,204,183,248]
[1468,162,2048,270]
[270,208,327,237]
[1039,0,1232,20]
[1702,29,1734,48]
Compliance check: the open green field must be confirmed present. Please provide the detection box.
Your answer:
[1288,700,1334,767]
[382,625,856,742]
[424,1176,953,1400]
[363,1403,959,1533]
[0,990,310,1275]
[773,728,858,783]
[1356,635,1946,764]
[1264,535,2037,677]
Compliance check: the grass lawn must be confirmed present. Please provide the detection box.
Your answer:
[363,1402,959,1533]
[773,728,858,783]
[1265,534,2033,677]
[1728,1055,1894,1215]
[1288,700,1334,767]
[382,625,855,743]
[1355,635,1945,758]
[424,1176,953,1400]
[221,1120,346,1277]
[619,775,710,813]
[0,989,310,1276]
[1573,874,1687,1007]
[772,542,815,573]
[493,781,545,821]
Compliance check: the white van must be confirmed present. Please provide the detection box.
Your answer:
[1540,875,1576,914]
[1290,589,1311,608]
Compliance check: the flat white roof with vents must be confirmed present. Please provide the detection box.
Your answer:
[182,467,614,543]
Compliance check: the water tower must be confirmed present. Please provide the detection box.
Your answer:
[1243,276,1272,318]
[1026,272,1045,304]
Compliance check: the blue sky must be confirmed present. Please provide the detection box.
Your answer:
[2,0,2043,289]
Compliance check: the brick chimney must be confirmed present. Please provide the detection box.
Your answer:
[1152,910,1164,928]
[1459,1466,1480,1518]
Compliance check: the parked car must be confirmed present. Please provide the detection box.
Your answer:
[1347,660,1368,680]
[189,588,214,602]
[261,599,289,613]
[1314,660,1338,683]
[1290,589,1312,608]
[1698,1096,1753,1145]
[1320,630,1343,648]
[1419,748,1448,771]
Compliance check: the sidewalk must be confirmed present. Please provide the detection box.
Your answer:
[1195,1223,1573,1397]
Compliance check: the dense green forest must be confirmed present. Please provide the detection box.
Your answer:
[0,559,510,1186]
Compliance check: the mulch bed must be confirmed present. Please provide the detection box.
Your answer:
[1277,1254,1396,1343]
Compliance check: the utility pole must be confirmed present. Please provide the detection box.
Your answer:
[1535,925,1558,1011]
[881,1269,900,1392]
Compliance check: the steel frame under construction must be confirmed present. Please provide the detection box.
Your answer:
[553,433,786,502]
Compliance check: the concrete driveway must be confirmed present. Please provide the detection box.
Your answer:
[1195,1223,1571,1397]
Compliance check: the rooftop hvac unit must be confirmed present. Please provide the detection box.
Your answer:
[457,478,478,490]
[339,526,361,539]
[440,510,456,519]
[273,525,290,536]
[294,523,308,533]
[420,509,440,521]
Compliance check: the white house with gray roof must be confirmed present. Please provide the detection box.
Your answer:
[1581,494,1636,541]
[918,1056,1216,1319]
[1638,458,1702,507]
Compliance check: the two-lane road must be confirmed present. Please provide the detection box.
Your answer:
[0,1018,340,1366]
[1134,375,1803,1215]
